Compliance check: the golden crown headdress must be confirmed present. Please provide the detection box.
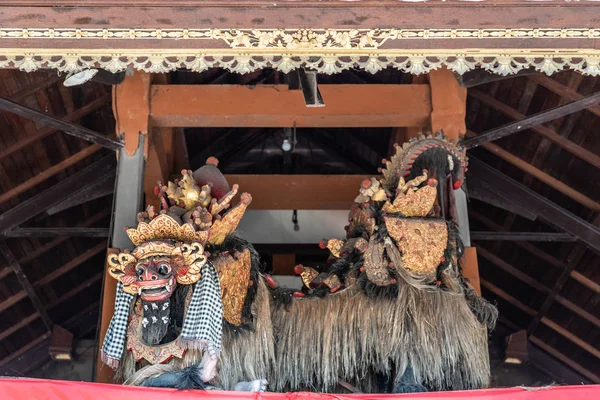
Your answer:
[125,157,251,247]
[108,158,251,293]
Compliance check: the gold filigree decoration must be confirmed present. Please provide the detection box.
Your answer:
[212,249,252,326]
[2,28,600,47]
[0,49,600,76]
[126,214,208,246]
[384,217,448,275]
[208,193,252,245]
[107,240,207,292]
[382,172,438,217]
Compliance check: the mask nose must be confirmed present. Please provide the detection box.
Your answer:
[140,268,159,281]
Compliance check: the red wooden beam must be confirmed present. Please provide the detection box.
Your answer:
[150,85,432,128]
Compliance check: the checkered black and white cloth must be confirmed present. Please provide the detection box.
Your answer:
[101,263,223,369]
[178,262,223,359]
[101,281,134,369]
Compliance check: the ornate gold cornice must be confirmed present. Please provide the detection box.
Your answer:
[2,28,600,46]
[1,48,599,76]
[1,28,599,76]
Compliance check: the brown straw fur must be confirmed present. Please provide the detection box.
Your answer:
[119,271,490,392]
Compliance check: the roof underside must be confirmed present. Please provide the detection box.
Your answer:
[0,67,598,382]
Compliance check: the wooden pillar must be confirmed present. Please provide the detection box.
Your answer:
[429,67,467,141]
[428,68,478,291]
[95,72,150,383]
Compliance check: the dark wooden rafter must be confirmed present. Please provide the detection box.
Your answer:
[466,131,600,211]
[0,209,110,281]
[527,215,600,337]
[0,144,104,205]
[467,157,600,253]
[462,91,600,149]
[470,210,600,302]
[456,68,539,89]
[0,154,116,235]
[46,171,114,215]
[6,74,62,104]
[0,97,123,150]
[0,240,107,316]
[468,88,600,169]
[480,278,600,383]
[3,228,110,237]
[477,246,600,361]
[0,241,53,330]
[471,232,576,242]
[468,178,537,220]
[0,94,110,161]
[529,75,600,118]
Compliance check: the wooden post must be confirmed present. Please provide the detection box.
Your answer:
[94,72,150,383]
[428,68,467,142]
[428,68,478,291]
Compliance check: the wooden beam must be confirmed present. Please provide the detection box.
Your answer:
[468,178,538,220]
[0,209,110,281]
[0,312,40,341]
[114,72,150,157]
[150,85,432,128]
[0,154,116,235]
[429,68,466,141]
[7,74,62,103]
[461,247,480,296]
[3,228,109,237]
[0,97,123,150]
[0,144,103,205]
[469,210,600,301]
[477,245,550,294]
[529,75,600,118]
[480,278,536,316]
[33,241,106,288]
[0,241,53,330]
[145,129,169,210]
[480,277,600,363]
[471,232,576,242]
[462,91,600,149]
[468,89,600,169]
[46,172,114,215]
[466,130,600,211]
[225,175,370,210]
[0,287,27,313]
[0,94,110,161]
[0,332,51,369]
[467,157,600,253]
[530,337,600,384]
[456,68,538,89]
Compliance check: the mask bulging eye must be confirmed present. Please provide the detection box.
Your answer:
[158,264,171,276]
[136,267,145,280]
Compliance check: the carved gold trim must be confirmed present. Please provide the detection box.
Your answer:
[1,48,599,76]
[2,28,599,48]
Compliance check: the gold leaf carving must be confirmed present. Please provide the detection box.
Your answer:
[212,249,252,326]
[384,217,448,275]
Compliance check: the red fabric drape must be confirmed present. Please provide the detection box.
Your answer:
[0,378,598,400]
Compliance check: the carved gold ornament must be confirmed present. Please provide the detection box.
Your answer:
[384,217,448,275]
[0,48,599,76]
[2,28,599,46]
[212,249,252,326]
[126,214,209,246]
